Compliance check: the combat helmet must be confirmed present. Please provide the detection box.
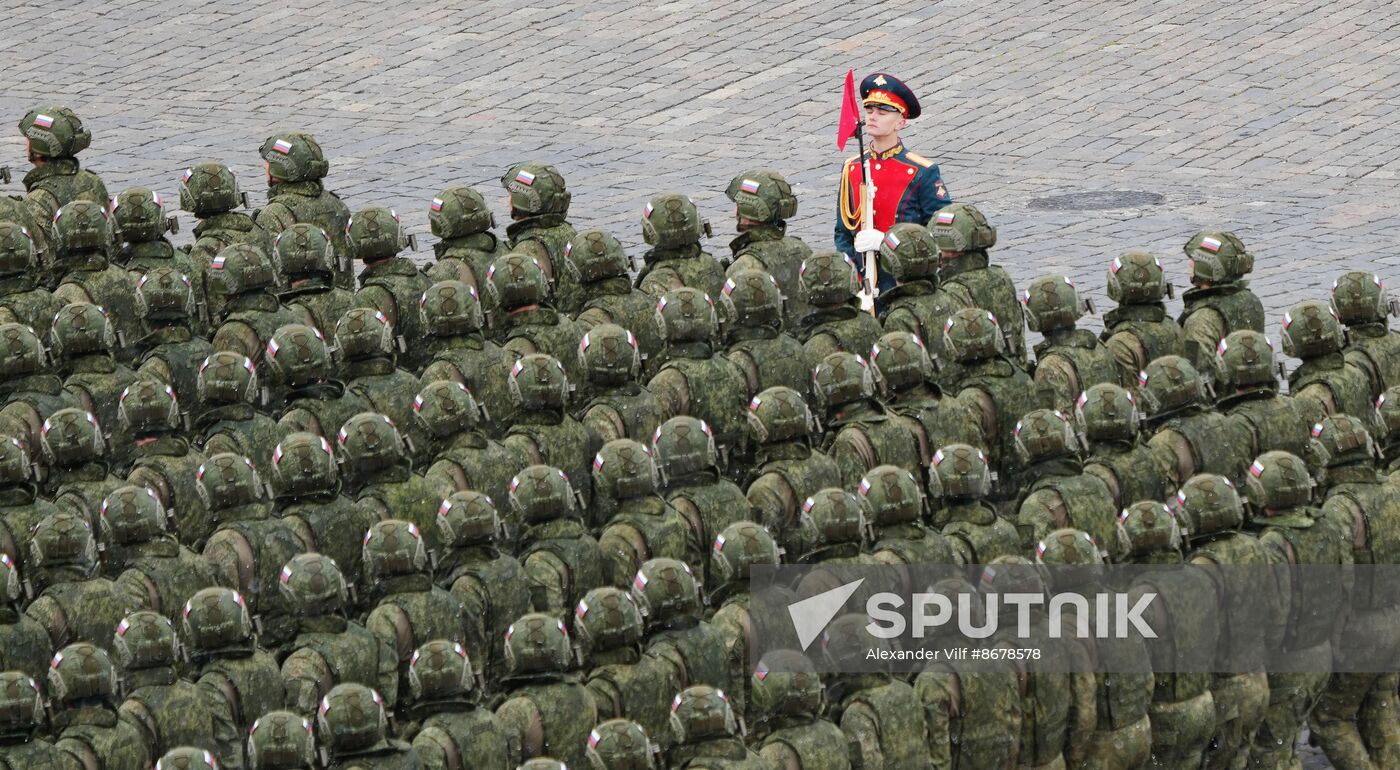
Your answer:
[878,223,939,281]
[0,672,43,738]
[1074,383,1140,443]
[1119,501,1183,559]
[260,132,329,183]
[196,453,270,516]
[669,685,739,744]
[1244,450,1314,513]
[869,331,934,394]
[565,229,629,284]
[1311,414,1376,468]
[112,610,180,674]
[727,170,797,224]
[1170,474,1244,539]
[99,485,169,547]
[1033,528,1104,589]
[641,193,708,249]
[750,649,823,721]
[746,386,817,446]
[655,288,718,344]
[179,162,243,216]
[207,243,277,298]
[592,439,659,500]
[40,408,105,468]
[709,521,779,593]
[651,415,719,479]
[1107,251,1172,304]
[0,222,37,280]
[409,639,475,703]
[263,324,330,387]
[1184,231,1253,284]
[931,444,992,499]
[362,520,427,582]
[1280,300,1344,358]
[509,354,571,411]
[579,324,640,386]
[413,380,481,441]
[1014,408,1081,465]
[1021,275,1091,333]
[502,162,570,217]
[19,106,92,158]
[487,253,550,310]
[630,557,700,629]
[50,302,117,360]
[508,465,579,524]
[0,322,47,376]
[111,187,175,243]
[857,465,924,526]
[428,186,494,239]
[270,432,339,499]
[521,760,570,770]
[799,251,860,306]
[943,308,1005,362]
[334,307,397,362]
[435,490,505,551]
[1136,355,1209,422]
[346,206,408,261]
[811,351,875,412]
[1378,387,1400,449]
[1215,330,1278,392]
[181,587,256,655]
[929,203,996,253]
[247,711,316,770]
[47,643,117,705]
[278,553,349,619]
[586,719,659,770]
[1331,271,1398,326]
[136,268,198,323]
[1,552,25,608]
[503,612,575,676]
[198,351,260,405]
[336,413,408,475]
[720,269,784,330]
[421,280,486,336]
[30,510,98,576]
[573,586,645,655]
[52,200,112,254]
[316,683,390,756]
[273,223,335,279]
[800,488,871,553]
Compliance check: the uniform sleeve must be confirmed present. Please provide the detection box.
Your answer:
[1032,355,1082,415]
[53,282,95,306]
[281,646,336,713]
[1015,489,1065,553]
[253,202,298,244]
[495,696,543,762]
[646,367,690,417]
[914,669,956,770]
[840,705,887,770]
[835,159,859,268]
[212,320,262,360]
[354,285,401,331]
[911,164,953,227]
[522,550,571,619]
[1180,308,1228,375]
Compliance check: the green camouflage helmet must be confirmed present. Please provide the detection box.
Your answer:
[0,672,43,734]
[641,193,707,249]
[1244,450,1313,512]
[710,521,779,590]
[198,351,260,405]
[977,555,1046,599]
[208,243,276,297]
[260,132,329,183]
[1313,413,1376,467]
[812,351,875,412]
[930,202,996,253]
[273,223,335,278]
[279,553,349,618]
[136,268,198,322]
[870,331,934,393]
[1169,474,1243,538]
[586,719,658,770]
[509,354,571,411]
[1119,501,1183,558]
[335,307,396,361]
[181,587,254,653]
[1074,383,1141,443]
[579,324,641,385]
[409,639,475,702]
[0,222,37,278]
[819,612,891,668]
[112,610,179,673]
[53,200,113,254]
[99,485,169,546]
[0,322,46,375]
[271,432,339,498]
[47,643,116,704]
[931,443,992,499]
[501,162,570,217]
[156,747,220,770]
[726,169,797,224]
[111,187,174,243]
[799,251,860,306]
[521,760,569,770]
[630,557,699,627]
[1215,330,1277,391]
[656,287,718,344]
[651,415,719,479]
[878,223,939,281]
[41,408,105,467]
[573,586,644,654]
[263,323,330,387]
[746,386,817,445]
[50,302,116,359]
[564,229,629,284]
[857,465,924,526]
[30,510,98,573]
[1033,528,1104,589]
[337,413,408,474]
[1014,408,1081,465]
[802,488,871,548]
[435,490,504,548]
[421,280,487,336]
[1021,275,1090,333]
[669,685,738,744]
[508,465,578,524]
[316,683,389,756]
[197,453,269,513]
[942,308,1005,362]
[0,436,37,486]
[119,380,180,435]
[19,106,92,157]
[362,519,427,581]
[593,439,659,500]
[720,269,784,330]
[1184,231,1253,284]
[179,162,242,216]
[1331,271,1398,325]
[413,380,481,439]
[248,711,316,770]
[504,612,574,675]
[2,552,24,605]
[1136,355,1208,421]
[1281,300,1344,358]
[488,253,550,309]
[1107,250,1171,304]
[428,186,494,239]
[346,206,407,261]
[750,649,823,720]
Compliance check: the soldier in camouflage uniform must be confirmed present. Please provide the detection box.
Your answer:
[576,324,671,444]
[509,464,603,619]
[744,387,840,558]
[38,408,121,531]
[183,586,284,770]
[0,554,50,681]
[315,682,422,769]
[134,267,216,401]
[632,557,734,699]
[725,170,812,330]
[404,640,514,770]
[789,489,879,572]
[157,747,223,770]
[1332,270,1400,393]
[25,511,133,654]
[719,268,809,397]
[50,303,140,471]
[489,252,585,381]
[255,132,353,289]
[279,552,399,712]
[268,431,380,587]
[0,323,82,455]
[199,453,308,649]
[122,380,212,547]
[666,685,775,770]
[1177,231,1265,375]
[594,438,698,585]
[247,710,317,770]
[111,610,218,759]
[746,649,851,770]
[49,200,143,356]
[1140,355,1250,489]
[102,485,219,620]
[334,307,428,467]
[653,415,757,573]
[635,193,725,301]
[926,444,1020,567]
[209,243,301,366]
[1075,383,1174,511]
[706,521,783,721]
[337,412,450,550]
[347,205,433,372]
[793,252,882,372]
[418,280,515,433]
[433,491,530,684]
[1308,415,1400,770]
[179,161,273,307]
[47,643,150,770]
[275,223,354,337]
[1022,274,1123,413]
[417,380,528,505]
[1282,299,1383,439]
[193,351,279,471]
[929,202,1026,364]
[109,187,187,280]
[17,107,108,232]
[0,436,59,577]
[874,223,966,364]
[269,324,374,444]
[570,229,665,364]
[575,586,682,750]
[1012,408,1122,557]
[1100,250,1185,384]
[425,185,507,295]
[869,330,984,462]
[502,161,583,315]
[0,671,79,770]
[858,465,955,566]
[812,351,924,490]
[502,354,601,510]
[0,221,63,332]
[586,719,662,770]
[494,612,597,768]
[1214,330,1317,472]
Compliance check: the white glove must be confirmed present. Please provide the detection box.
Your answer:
[854,229,885,254]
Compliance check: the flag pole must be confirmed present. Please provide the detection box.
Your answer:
[855,120,878,316]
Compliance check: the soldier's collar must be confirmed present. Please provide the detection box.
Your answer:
[23,158,80,185]
[868,143,904,160]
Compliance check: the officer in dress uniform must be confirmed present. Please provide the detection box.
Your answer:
[835,72,953,311]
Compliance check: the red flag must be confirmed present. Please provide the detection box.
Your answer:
[836,69,860,151]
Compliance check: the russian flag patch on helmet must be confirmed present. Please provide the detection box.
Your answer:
[272,139,293,154]
[1199,236,1222,254]
[935,211,956,226]
[430,197,444,212]
[33,114,54,129]
[514,169,536,186]
[740,179,761,194]
[884,231,900,249]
